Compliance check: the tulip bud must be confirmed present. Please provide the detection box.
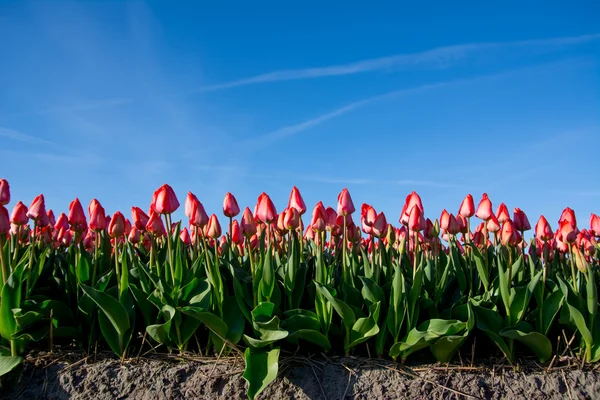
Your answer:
[386,223,395,244]
[459,194,475,218]
[535,215,553,241]
[284,208,300,231]
[456,214,468,234]
[513,208,531,232]
[559,207,577,227]
[47,210,56,226]
[27,194,46,221]
[475,193,493,221]
[495,203,510,223]
[0,179,10,206]
[128,226,141,244]
[288,186,307,215]
[89,199,107,232]
[108,211,126,238]
[10,201,29,226]
[131,206,150,231]
[500,219,519,246]
[0,205,9,234]
[424,218,436,239]
[408,205,426,232]
[572,246,589,273]
[152,184,180,215]
[361,204,376,235]
[589,213,600,238]
[68,198,87,232]
[400,192,424,226]
[241,207,257,237]
[558,219,578,243]
[255,192,277,224]
[206,214,222,239]
[325,207,337,231]
[190,199,209,228]
[337,188,356,217]
[146,211,166,237]
[231,219,243,245]
[223,192,240,218]
[180,228,192,246]
[486,213,501,233]
[372,212,388,238]
[185,192,199,218]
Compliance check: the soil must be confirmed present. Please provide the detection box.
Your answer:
[1,352,599,400]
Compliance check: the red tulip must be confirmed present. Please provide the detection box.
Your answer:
[179,228,192,245]
[486,213,501,233]
[535,216,553,241]
[47,210,56,226]
[591,213,600,237]
[223,192,240,218]
[288,186,307,215]
[559,207,577,227]
[67,198,87,232]
[401,192,424,225]
[152,184,179,215]
[206,214,222,239]
[128,226,141,244]
[54,213,69,232]
[325,207,337,231]
[185,192,199,218]
[475,193,493,221]
[495,203,510,223]
[231,220,243,245]
[0,179,9,206]
[146,211,166,237]
[131,207,150,231]
[500,219,520,246]
[558,219,578,244]
[337,188,355,217]
[424,218,436,239]
[10,201,28,226]
[190,199,209,228]
[459,194,475,218]
[284,208,300,231]
[27,194,46,221]
[0,205,9,234]
[372,212,388,238]
[408,205,426,232]
[255,192,277,224]
[241,207,257,237]
[361,204,376,234]
[276,212,286,233]
[513,208,531,231]
[108,211,126,238]
[57,226,72,246]
[89,199,107,232]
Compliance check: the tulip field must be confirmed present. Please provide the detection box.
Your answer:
[0,178,599,399]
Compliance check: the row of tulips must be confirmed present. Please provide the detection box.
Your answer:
[0,178,599,399]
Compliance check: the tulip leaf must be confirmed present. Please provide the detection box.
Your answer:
[0,263,26,341]
[80,284,130,339]
[0,356,23,377]
[146,305,176,346]
[471,301,513,362]
[359,276,385,306]
[542,289,563,336]
[243,347,280,400]
[286,329,331,350]
[315,281,356,329]
[468,244,490,291]
[500,323,552,362]
[347,302,381,352]
[222,296,245,345]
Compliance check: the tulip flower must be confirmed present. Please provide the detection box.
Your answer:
[400,192,424,225]
[108,211,126,238]
[325,207,337,231]
[47,210,56,226]
[559,207,577,227]
[68,198,87,232]
[589,213,600,237]
[572,246,589,273]
[361,204,376,235]
[500,219,520,246]
[231,220,243,245]
[513,208,531,232]
[486,213,501,233]
[535,216,553,241]
[337,188,355,217]
[475,193,493,221]
[311,205,327,232]
[255,192,277,224]
[241,207,257,237]
[128,226,141,244]
[89,199,107,232]
[558,219,578,244]
[131,207,150,231]
[206,214,222,239]
[0,179,9,205]
[146,211,166,237]
[459,194,475,218]
[185,191,199,218]
[180,228,192,246]
[54,213,69,232]
[456,214,468,234]
[424,218,436,240]
[223,192,240,218]
[284,207,300,231]
[372,212,388,238]
[10,201,28,226]
[495,203,510,223]
[0,205,9,234]
[152,184,180,215]
[408,205,426,232]
[27,194,46,221]
[288,186,307,215]
[189,199,209,228]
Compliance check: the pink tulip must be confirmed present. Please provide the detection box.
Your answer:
[180,228,192,245]
[146,211,166,237]
[589,213,600,237]
[241,207,257,237]
[10,201,28,226]
[0,179,9,206]
[0,205,9,234]
[190,199,209,228]
[185,192,199,218]
[337,188,356,217]
[486,213,501,233]
[68,198,87,232]
[496,203,510,223]
[372,212,388,238]
[459,194,475,218]
[89,199,107,232]
[128,226,141,244]
[500,219,520,246]
[108,211,126,238]
[131,207,150,231]
[408,205,426,232]
[288,186,307,215]
[255,192,277,224]
[513,208,531,232]
[206,214,222,239]
[475,193,493,221]
[535,216,553,241]
[152,184,179,215]
[27,194,46,221]
[231,220,243,245]
[223,192,240,218]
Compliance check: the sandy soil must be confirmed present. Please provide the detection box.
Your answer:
[1,353,599,399]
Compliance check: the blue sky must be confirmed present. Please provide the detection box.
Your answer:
[1,1,599,232]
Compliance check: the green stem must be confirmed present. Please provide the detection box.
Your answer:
[163,214,175,286]
[569,244,578,293]
[413,231,419,280]
[114,240,121,293]
[92,233,99,286]
[342,217,348,286]
[0,235,9,285]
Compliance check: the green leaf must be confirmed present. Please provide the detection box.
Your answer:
[430,334,468,363]
[0,263,25,341]
[80,284,130,337]
[359,276,385,306]
[181,306,229,344]
[129,284,157,326]
[314,282,355,329]
[0,356,23,377]
[286,329,331,350]
[509,270,542,325]
[146,305,176,346]
[223,296,245,344]
[243,347,280,400]
[347,302,381,352]
[500,325,552,362]
[76,249,91,285]
[542,289,563,336]
[470,301,513,362]
[260,249,275,302]
[468,244,490,291]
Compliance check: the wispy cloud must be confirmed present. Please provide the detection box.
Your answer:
[0,127,53,145]
[199,33,600,92]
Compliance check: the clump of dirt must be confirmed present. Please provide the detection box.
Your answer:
[1,352,599,399]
